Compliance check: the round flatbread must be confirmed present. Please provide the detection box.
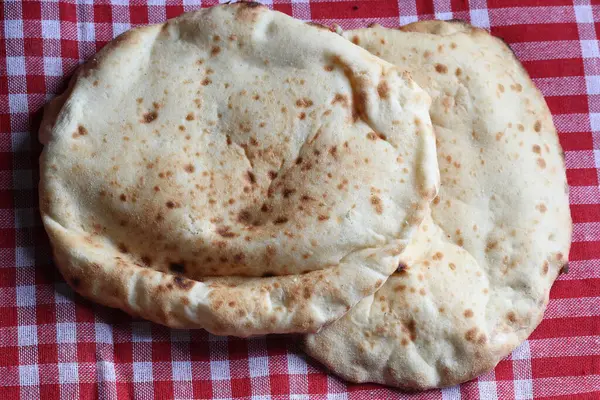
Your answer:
[39,4,439,336]
[305,21,571,389]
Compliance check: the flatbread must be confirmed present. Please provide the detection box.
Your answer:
[305,21,572,389]
[38,4,439,336]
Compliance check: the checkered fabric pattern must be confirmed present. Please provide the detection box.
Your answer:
[1,0,599,399]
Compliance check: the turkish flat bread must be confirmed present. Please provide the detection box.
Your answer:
[38,4,439,336]
[305,20,571,388]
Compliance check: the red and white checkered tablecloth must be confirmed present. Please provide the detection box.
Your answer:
[1,0,599,399]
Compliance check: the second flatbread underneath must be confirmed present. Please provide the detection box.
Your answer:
[305,20,571,389]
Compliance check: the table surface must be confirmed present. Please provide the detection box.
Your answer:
[1,1,599,399]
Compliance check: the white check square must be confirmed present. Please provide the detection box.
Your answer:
[97,361,116,382]
[11,131,30,152]
[400,15,418,26]
[58,363,79,384]
[15,247,35,267]
[8,94,28,114]
[77,22,96,42]
[44,57,63,77]
[7,56,26,76]
[478,380,498,399]
[470,9,490,29]
[586,76,600,95]
[514,379,533,399]
[4,20,24,39]
[19,365,39,387]
[435,12,453,21]
[581,40,600,59]
[590,113,600,132]
[133,362,154,383]
[441,385,461,400]
[287,353,307,374]
[56,322,77,344]
[18,325,38,346]
[594,150,600,169]
[327,394,348,400]
[41,20,61,40]
[16,285,36,307]
[95,323,113,344]
[210,360,230,380]
[512,340,531,360]
[112,23,131,36]
[249,356,269,378]
[172,361,192,381]
[574,5,593,23]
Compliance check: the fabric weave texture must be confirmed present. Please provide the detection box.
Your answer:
[0,0,598,399]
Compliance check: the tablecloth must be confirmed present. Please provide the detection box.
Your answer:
[1,0,599,399]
